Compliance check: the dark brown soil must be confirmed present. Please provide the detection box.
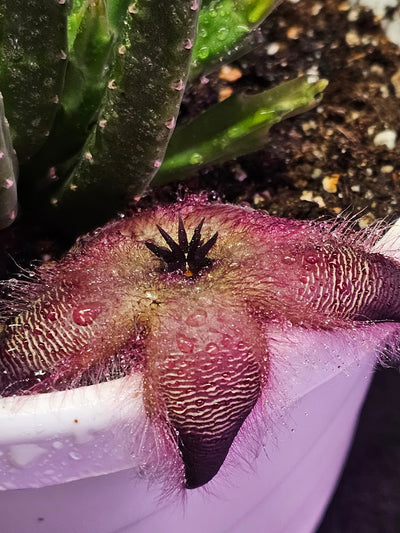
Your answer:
[175,0,400,225]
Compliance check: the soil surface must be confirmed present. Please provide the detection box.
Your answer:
[177,0,400,225]
[2,0,400,530]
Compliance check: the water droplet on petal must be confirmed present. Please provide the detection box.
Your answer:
[186,309,207,327]
[72,303,102,326]
[176,334,196,353]
[206,342,218,354]
[305,255,319,264]
[219,336,230,348]
[237,342,249,351]
[282,255,296,264]
[9,444,46,467]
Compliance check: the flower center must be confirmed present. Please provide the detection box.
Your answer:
[145,217,218,277]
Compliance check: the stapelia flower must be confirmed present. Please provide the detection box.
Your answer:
[1,198,399,489]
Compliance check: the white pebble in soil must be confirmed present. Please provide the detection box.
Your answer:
[350,0,400,47]
[350,0,398,18]
[373,129,397,149]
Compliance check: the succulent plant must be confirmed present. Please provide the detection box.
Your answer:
[0,0,326,234]
[1,198,400,489]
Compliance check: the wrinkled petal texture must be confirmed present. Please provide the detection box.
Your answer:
[1,198,400,488]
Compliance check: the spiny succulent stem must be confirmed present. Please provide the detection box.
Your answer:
[44,0,200,235]
[0,93,18,229]
[154,76,328,185]
[191,0,281,79]
[0,0,70,162]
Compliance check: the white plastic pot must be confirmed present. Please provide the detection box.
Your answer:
[1,324,398,533]
[1,222,400,533]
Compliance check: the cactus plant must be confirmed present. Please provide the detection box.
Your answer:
[0,0,326,233]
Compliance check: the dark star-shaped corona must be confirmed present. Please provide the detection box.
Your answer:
[144,217,218,277]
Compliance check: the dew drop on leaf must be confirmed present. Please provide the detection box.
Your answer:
[217,27,229,41]
[189,153,203,164]
[198,46,209,60]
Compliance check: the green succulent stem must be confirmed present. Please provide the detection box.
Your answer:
[190,0,281,79]
[0,93,18,229]
[0,0,70,163]
[105,0,133,30]
[43,0,201,235]
[25,0,115,172]
[68,0,131,47]
[68,0,88,48]
[154,77,328,185]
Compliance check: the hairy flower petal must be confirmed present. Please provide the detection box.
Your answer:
[1,198,400,487]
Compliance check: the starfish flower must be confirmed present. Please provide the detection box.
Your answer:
[1,198,400,489]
